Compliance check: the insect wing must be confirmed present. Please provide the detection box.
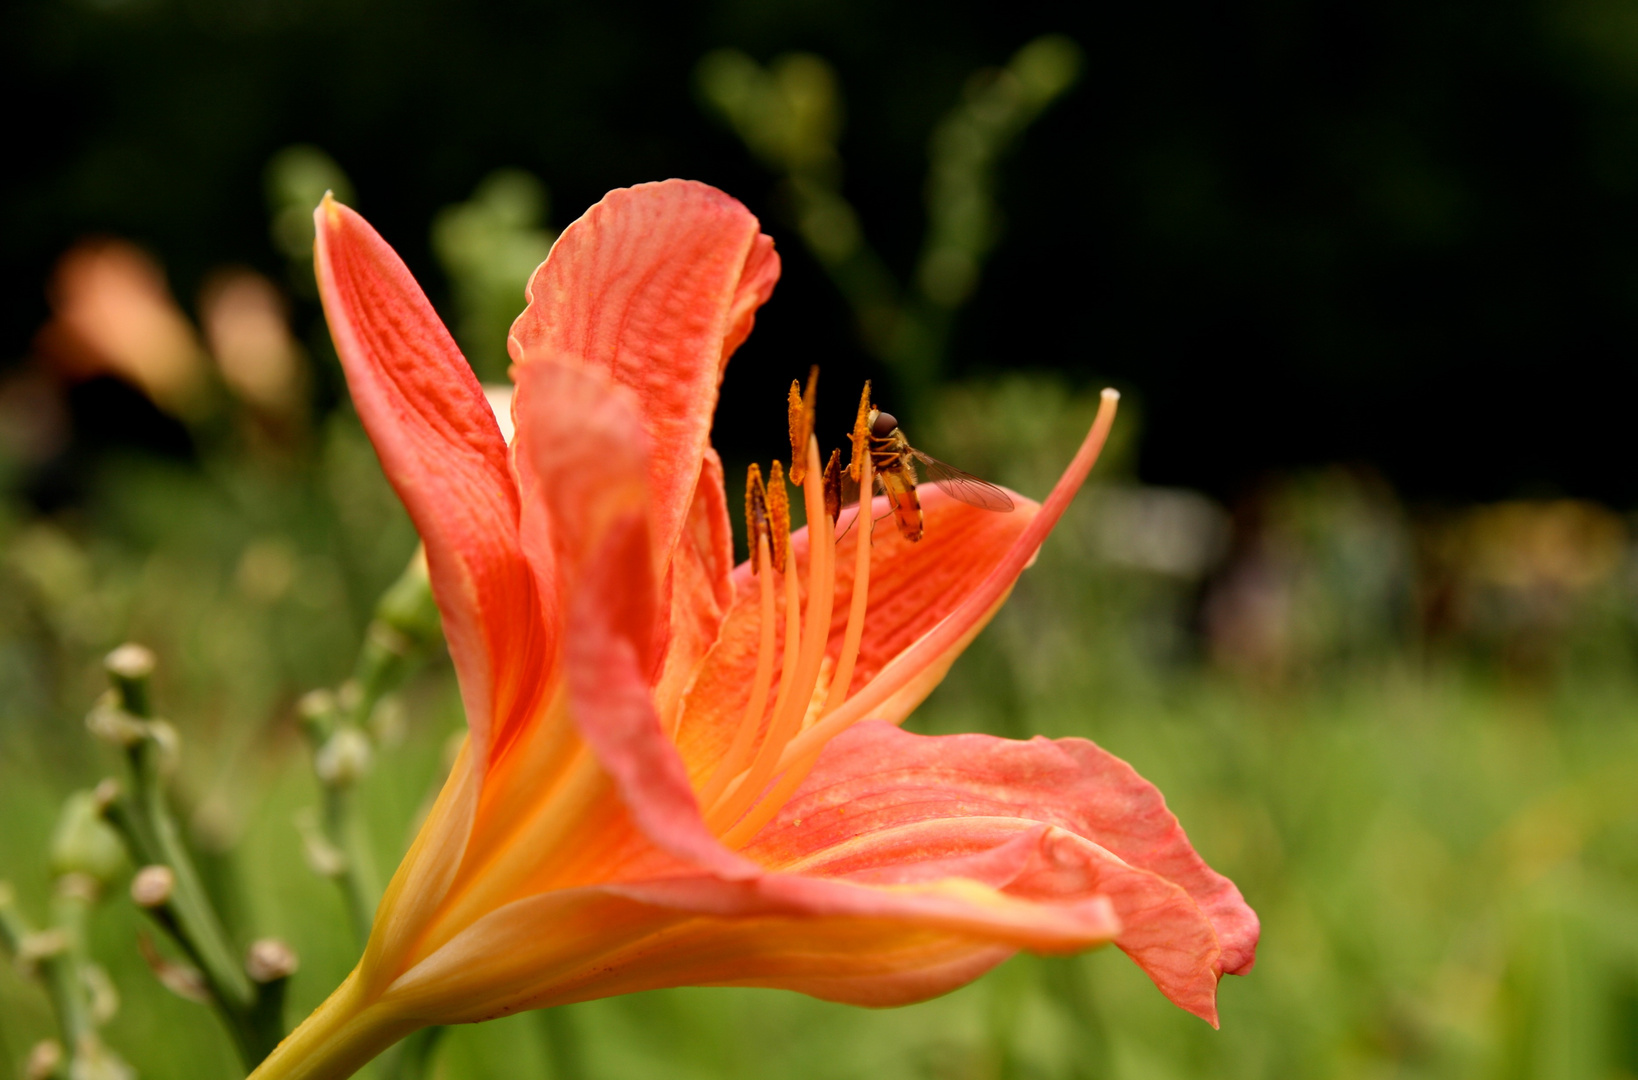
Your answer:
[910,449,1015,512]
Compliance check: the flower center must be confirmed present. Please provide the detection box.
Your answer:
[700,375,876,845]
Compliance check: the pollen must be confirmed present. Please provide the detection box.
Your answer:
[822,449,842,525]
[787,366,818,485]
[745,464,769,574]
[848,381,872,483]
[767,460,790,574]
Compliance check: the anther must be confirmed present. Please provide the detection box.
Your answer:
[745,464,769,575]
[767,460,790,574]
[849,382,873,483]
[787,366,819,485]
[822,449,843,525]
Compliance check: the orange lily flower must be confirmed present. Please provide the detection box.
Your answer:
[252,180,1257,1079]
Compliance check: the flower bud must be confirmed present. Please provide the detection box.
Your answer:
[103,643,155,682]
[91,778,121,812]
[144,720,181,777]
[17,929,70,975]
[85,693,145,748]
[294,808,347,878]
[83,960,120,1024]
[25,1040,63,1080]
[373,547,440,648]
[246,938,299,983]
[129,865,174,909]
[48,791,126,887]
[104,643,156,717]
[66,1036,135,1080]
[297,688,338,741]
[315,727,372,787]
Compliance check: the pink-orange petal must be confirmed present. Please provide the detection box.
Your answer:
[507,180,779,574]
[744,721,1259,1022]
[653,449,737,727]
[313,196,547,771]
[387,869,1118,1021]
[511,359,756,881]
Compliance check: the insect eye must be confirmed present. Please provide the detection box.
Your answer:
[870,411,898,437]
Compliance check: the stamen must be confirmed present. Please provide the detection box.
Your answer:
[744,464,768,574]
[767,460,789,574]
[848,381,872,482]
[721,388,1123,847]
[696,532,777,806]
[821,436,872,717]
[787,367,818,485]
[707,434,834,832]
[706,461,801,810]
[822,449,842,525]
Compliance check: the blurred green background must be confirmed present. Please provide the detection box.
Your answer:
[5,1,1638,1078]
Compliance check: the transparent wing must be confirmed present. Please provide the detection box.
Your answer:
[910,449,1015,512]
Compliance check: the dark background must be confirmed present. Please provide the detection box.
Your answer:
[5,0,1635,503]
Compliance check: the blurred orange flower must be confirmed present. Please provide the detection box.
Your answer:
[253,181,1256,1079]
[36,239,209,417]
[199,268,307,418]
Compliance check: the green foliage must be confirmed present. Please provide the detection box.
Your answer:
[431,171,557,382]
[697,37,1081,407]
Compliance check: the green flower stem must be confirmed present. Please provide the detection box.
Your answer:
[350,547,443,730]
[0,888,88,1051]
[377,1025,445,1080]
[99,648,281,1068]
[305,547,440,943]
[322,782,380,944]
[247,969,418,1080]
[0,882,130,1078]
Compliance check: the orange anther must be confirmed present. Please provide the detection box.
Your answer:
[745,464,769,574]
[823,448,842,525]
[767,460,790,574]
[848,381,872,483]
[787,367,818,484]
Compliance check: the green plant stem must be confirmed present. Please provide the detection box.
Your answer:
[378,1025,445,1080]
[323,784,380,943]
[0,885,126,1078]
[128,736,255,1015]
[0,900,89,1053]
[102,661,281,1068]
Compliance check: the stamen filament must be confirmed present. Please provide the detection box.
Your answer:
[709,526,802,818]
[821,450,871,717]
[697,534,777,807]
[708,435,834,832]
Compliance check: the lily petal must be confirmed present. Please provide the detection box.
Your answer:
[655,449,737,726]
[511,358,756,881]
[383,861,1120,1023]
[313,195,548,776]
[508,180,779,572]
[745,721,1259,1023]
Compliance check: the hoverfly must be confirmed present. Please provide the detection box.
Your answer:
[852,407,1014,543]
